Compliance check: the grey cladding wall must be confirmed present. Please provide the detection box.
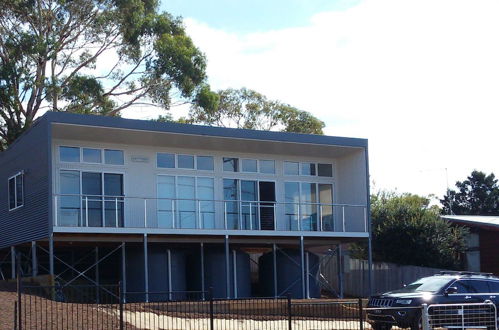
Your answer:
[0,118,50,249]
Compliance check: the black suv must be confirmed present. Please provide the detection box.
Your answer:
[367,271,499,330]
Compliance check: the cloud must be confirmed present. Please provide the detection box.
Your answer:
[182,0,499,198]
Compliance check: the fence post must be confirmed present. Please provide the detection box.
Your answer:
[13,301,17,330]
[119,281,124,330]
[358,298,364,330]
[209,287,214,330]
[287,292,292,330]
[16,252,22,330]
[421,304,430,330]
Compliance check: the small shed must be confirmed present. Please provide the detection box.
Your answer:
[441,215,499,274]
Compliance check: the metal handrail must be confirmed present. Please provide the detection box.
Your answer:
[54,194,368,232]
[53,194,365,207]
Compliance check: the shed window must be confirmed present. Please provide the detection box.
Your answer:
[8,172,24,210]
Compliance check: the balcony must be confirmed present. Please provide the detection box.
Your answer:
[53,194,368,235]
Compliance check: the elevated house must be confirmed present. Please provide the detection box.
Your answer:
[0,112,371,299]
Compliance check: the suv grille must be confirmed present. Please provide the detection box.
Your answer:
[369,298,394,307]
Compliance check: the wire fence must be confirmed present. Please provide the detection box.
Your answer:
[16,283,369,330]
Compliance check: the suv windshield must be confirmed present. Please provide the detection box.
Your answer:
[389,276,452,293]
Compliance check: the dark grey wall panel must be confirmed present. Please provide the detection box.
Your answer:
[0,118,50,249]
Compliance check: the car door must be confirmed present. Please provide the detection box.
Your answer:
[486,280,499,305]
[447,280,483,304]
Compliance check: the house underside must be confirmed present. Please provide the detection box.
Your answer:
[0,233,368,299]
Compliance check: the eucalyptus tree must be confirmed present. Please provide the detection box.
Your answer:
[0,0,213,149]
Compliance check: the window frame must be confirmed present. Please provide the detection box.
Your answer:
[8,171,24,211]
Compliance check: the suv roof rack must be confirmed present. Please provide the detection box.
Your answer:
[437,271,496,277]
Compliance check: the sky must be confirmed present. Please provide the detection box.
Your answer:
[153,0,499,200]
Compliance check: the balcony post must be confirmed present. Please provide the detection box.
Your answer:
[144,199,147,228]
[115,198,118,227]
[54,197,58,226]
[305,251,310,298]
[85,196,89,227]
[319,205,323,231]
[342,206,346,232]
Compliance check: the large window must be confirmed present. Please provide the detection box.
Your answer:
[157,175,215,229]
[285,182,333,231]
[58,171,124,227]
[8,172,24,211]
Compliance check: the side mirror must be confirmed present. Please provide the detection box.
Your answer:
[445,287,458,295]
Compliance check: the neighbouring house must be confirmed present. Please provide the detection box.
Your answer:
[0,111,371,300]
[441,215,499,274]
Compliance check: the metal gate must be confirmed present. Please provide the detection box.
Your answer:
[423,302,497,330]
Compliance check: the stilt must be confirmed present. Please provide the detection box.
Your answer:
[49,235,54,278]
[121,242,126,303]
[31,241,37,277]
[95,246,100,303]
[11,246,15,279]
[144,234,149,302]
[200,243,205,300]
[232,250,238,298]
[337,244,344,298]
[300,236,305,299]
[305,251,310,299]
[167,249,172,300]
[225,235,230,298]
[272,243,277,298]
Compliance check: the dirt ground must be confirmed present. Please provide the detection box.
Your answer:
[0,282,383,330]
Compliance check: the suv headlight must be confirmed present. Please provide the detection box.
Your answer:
[395,299,412,305]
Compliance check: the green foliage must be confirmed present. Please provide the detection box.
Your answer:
[0,0,209,149]
[441,170,499,215]
[351,191,469,269]
[183,88,325,134]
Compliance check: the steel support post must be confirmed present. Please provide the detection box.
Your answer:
[167,249,172,300]
[11,246,15,279]
[121,242,126,303]
[337,244,344,298]
[200,243,205,300]
[49,235,54,277]
[305,252,310,299]
[144,234,149,302]
[300,236,305,299]
[95,246,100,303]
[225,235,230,299]
[232,250,238,298]
[31,241,37,277]
[272,243,277,298]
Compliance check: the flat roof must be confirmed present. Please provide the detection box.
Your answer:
[441,215,499,231]
[42,111,368,148]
